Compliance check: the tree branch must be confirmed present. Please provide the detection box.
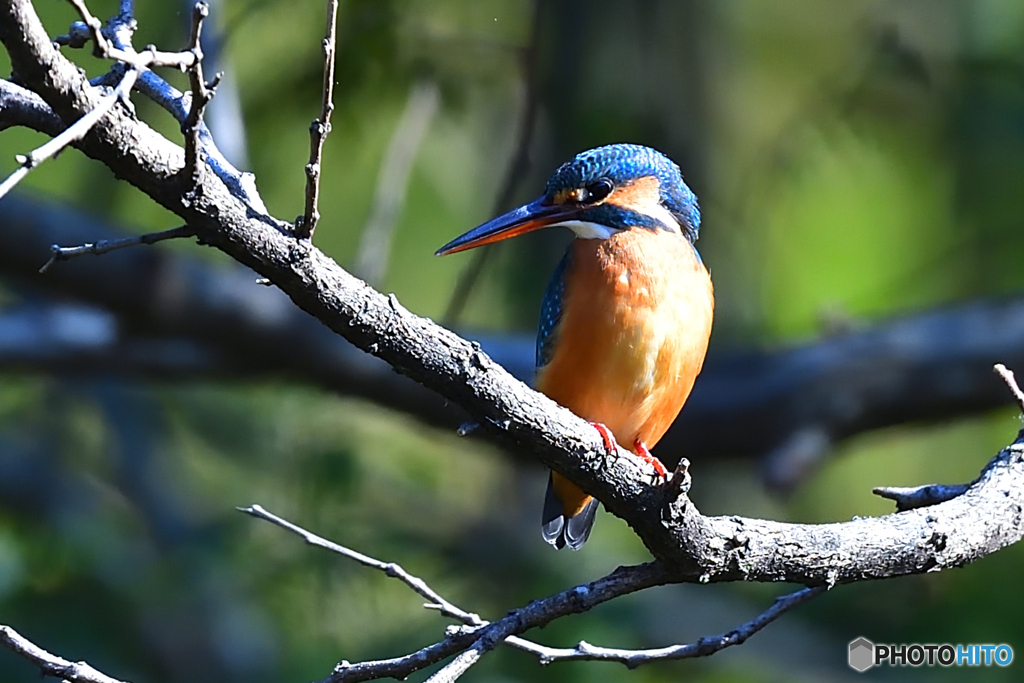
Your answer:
[38,224,194,273]
[5,0,1024,679]
[2,0,1024,595]
[0,65,139,200]
[526,585,827,666]
[182,1,215,186]
[240,504,822,679]
[323,563,673,683]
[0,625,129,683]
[4,194,1023,478]
[295,0,340,239]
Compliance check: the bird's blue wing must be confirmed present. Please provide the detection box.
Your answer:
[536,248,571,370]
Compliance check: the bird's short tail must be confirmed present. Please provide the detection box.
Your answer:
[541,473,599,550]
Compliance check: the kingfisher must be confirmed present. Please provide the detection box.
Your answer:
[436,144,713,550]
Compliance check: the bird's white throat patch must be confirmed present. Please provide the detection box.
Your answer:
[553,210,681,240]
[556,220,617,240]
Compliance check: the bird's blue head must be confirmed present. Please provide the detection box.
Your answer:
[436,144,700,256]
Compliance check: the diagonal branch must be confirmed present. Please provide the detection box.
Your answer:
[325,563,673,683]
[0,625,129,683]
[3,192,1024,477]
[240,504,554,658]
[3,0,1024,597]
[241,505,828,678]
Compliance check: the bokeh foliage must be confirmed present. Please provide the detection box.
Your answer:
[3,0,1024,681]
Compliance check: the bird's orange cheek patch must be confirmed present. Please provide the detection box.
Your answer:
[606,176,661,213]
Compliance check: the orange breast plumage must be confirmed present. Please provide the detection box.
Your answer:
[535,228,714,452]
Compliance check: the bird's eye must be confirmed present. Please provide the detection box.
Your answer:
[577,178,613,204]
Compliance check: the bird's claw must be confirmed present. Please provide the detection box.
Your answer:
[589,426,670,485]
[590,422,619,471]
[633,439,668,484]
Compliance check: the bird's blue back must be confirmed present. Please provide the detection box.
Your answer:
[536,249,570,370]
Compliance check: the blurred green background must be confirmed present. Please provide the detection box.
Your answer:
[3,0,1024,681]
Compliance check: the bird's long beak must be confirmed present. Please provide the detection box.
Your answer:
[435,197,580,256]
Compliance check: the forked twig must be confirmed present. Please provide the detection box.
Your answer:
[64,0,198,70]
[240,504,827,683]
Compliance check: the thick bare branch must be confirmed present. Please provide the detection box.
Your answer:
[0,79,64,133]
[2,195,1024,474]
[3,0,1024,593]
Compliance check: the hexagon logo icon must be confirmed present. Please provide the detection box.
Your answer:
[848,637,875,672]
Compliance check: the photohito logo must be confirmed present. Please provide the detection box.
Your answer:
[849,637,1013,671]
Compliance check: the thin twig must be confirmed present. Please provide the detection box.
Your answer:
[241,505,827,681]
[63,0,197,70]
[295,0,340,240]
[0,625,129,683]
[183,1,215,186]
[2,1,211,200]
[38,225,194,273]
[353,80,440,285]
[0,67,139,201]
[240,504,469,618]
[99,0,265,211]
[239,505,584,664]
[528,586,827,666]
[994,363,1024,414]
[442,0,543,325]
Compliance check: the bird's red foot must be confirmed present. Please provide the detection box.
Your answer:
[633,439,668,482]
[590,422,619,461]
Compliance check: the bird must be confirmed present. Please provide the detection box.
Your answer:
[436,143,713,550]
